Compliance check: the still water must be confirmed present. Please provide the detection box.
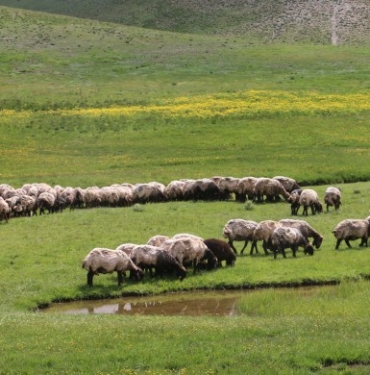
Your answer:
[43,290,248,316]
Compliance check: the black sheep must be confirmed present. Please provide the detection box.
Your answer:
[203,238,236,267]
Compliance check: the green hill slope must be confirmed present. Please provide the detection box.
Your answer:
[1,0,370,45]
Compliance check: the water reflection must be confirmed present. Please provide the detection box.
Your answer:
[44,291,244,316]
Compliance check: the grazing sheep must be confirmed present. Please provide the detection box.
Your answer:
[279,219,323,249]
[37,191,56,215]
[287,189,302,216]
[130,244,187,280]
[189,178,221,201]
[5,195,23,218]
[299,189,323,216]
[82,248,143,286]
[271,227,315,259]
[222,219,258,254]
[234,177,259,202]
[147,235,171,247]
[165,180,187,201]
[324,187,342,212]
[203,238,236,267]
[132,182,167,204]
[252,220,283,255]
[272,176,300,193]
[82,187,102,208]
[172,233,204,241]
[0,197,10,223]
[161,237,218,273]
[253,178,291,203]
[332,216,370,249]
[115,243,138,256]
[215,177,240,201]
[20,195,38,217]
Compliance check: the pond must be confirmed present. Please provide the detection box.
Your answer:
[43,290,249,316]
[42,285,337,317]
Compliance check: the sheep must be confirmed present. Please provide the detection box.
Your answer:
[83,187,102,208]
[165,180,187,201]
[20,194,38,217]
[115,243,138,256]
[332,216,370,249]
[272,176,300,193]
[279,219,323,249]
[82,248,143,286]
[147,235,171,247]
[189,178,221,201]
[253,178,291,203]
[222,219,258,254]
[132,182,167,204]
[298,189,323,216]
[252,220,283,255]
[172,233,204,241]
[234,177,259,202]
[130,244,187,280]
[324,187,342,212]
[287,188,302,215]
[0,197,10,223]
[271,226,315,259]
[214,177,240,201]
[161,237,218,273]
[203,238,236,267]
[37,191,56,215]
[5,195,23,217]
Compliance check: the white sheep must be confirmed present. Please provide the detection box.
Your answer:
[253,177,291,203]
[0,197,10,223]
[82,248,143,286]
[279,219,323,249]
[147,235,171,247]
[252,220,283,254]
[161,237,218,273]
[272,176,300,193]
[271,226,315,259]
[222,219,258,254]
[115,243,138,256]
[332,216,370,249]
[37,191,56,214]
[324,187,342,212]
[298,189,323,216]
[234,177,259,202]
[130,244,187,280]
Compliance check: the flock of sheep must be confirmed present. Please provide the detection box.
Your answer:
[1,176,369,287]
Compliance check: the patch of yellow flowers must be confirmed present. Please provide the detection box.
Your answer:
[2,90,370,119]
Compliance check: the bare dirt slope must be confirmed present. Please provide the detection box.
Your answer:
[0,0,369,44]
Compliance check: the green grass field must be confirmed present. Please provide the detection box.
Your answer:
[2,4,370,374]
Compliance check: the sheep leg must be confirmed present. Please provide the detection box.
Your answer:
[344,238,352,248]
[87,271,95,286]
[291,246,297,258]
[240,240,249,254]
[360,237,368,247]
[335,239,342,250]
[249,241,259,255]
[228,240,238,254]
[117,271,124,286]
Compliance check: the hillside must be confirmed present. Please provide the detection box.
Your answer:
[1,0,370,45]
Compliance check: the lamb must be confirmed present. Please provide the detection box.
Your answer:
[332,216,370,249]
[271,226,315,259]
[0,197,10,223]
[203,238,236,267]
[252,220,282,254]
[253,178,291,203]
[279,219,323,249]
[147,235,171,247]
[324,187,342,212]
[222,219,258,254]
[130,244,187,280]
[82,248,143,286]
[298,189,323,216]
[161,237,218,273]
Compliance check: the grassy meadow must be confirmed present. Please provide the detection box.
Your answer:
[2,4,370,374]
